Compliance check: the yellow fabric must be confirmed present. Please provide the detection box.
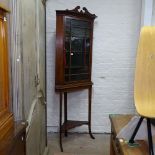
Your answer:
[134,26,155,118]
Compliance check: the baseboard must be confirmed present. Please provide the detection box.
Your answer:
[43,146,49,155]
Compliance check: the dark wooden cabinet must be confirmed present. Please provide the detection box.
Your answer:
[55,6,97,152]
[55,6,96,91]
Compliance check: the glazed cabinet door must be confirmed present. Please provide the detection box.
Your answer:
[64,17,91,82]
[55,8,96,89]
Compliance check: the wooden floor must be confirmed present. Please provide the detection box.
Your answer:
[48,133,110,155]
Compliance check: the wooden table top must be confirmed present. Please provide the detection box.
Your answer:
[109,114,149,155]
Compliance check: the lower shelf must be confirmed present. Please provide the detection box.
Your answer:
[61,120,88,131]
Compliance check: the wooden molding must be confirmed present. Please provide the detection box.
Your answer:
[66,6,97,18]
[56,6,97,19]
[55,81,93,92]
[0,4,10,13]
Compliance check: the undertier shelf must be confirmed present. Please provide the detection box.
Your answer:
[61,120,88,131]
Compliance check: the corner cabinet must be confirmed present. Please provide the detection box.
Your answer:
[55,6,97,152]
[0,5,26,155]
[55,6,96,91]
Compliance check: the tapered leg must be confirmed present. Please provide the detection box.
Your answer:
[147,118,154,155]
[110,132,115,155]
[64,92,68,137]
[59,92,63,152]
[88,87,95,139]
[129,117,144,144]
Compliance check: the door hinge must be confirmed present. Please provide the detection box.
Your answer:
[34,74,40,87]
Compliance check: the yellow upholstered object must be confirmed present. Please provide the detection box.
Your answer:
[134,26,155,118]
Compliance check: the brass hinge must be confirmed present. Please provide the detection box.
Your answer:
[34,74,40,87]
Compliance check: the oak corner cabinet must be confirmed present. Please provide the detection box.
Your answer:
[0,5,26,155]
[55,6,97,151]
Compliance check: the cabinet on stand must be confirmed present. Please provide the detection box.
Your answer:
[55,6,97,151]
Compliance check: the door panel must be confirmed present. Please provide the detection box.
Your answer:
[36,0,46,153]
[21,0,37,118]
[0,15,9,115]
[20,0,46,154]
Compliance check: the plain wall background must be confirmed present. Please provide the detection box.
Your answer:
[153,0,155,25]
[46,0,142,133]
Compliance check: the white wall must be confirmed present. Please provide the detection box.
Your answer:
[141,0,154,26]
[0,0,9,7]
[152,0,155,25]
[46,0,142,133]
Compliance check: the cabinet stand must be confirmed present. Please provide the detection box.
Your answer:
[59,86,95,152]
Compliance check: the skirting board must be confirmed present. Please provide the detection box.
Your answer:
[47,126,90,133]
[43,147,49,155]
[47,126,109,133]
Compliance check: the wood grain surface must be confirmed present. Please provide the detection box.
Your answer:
[0,121,26,155]
[0,9,10,117]
[110,115,149,155]
[134,27,155,118]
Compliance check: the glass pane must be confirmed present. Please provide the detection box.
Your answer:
[65,19,71,36]
[64,18,91,82]
[70,74,89,81]
[65,37,70,50]
[71,37,84,52]
[85,38,90,66]
[71,52,84,67]
[70,67,88,74]
[86,38,90,52]
[71,28,86,37]
[64,37,70,67]
[65,75,69,82]
[71,19,90,29]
